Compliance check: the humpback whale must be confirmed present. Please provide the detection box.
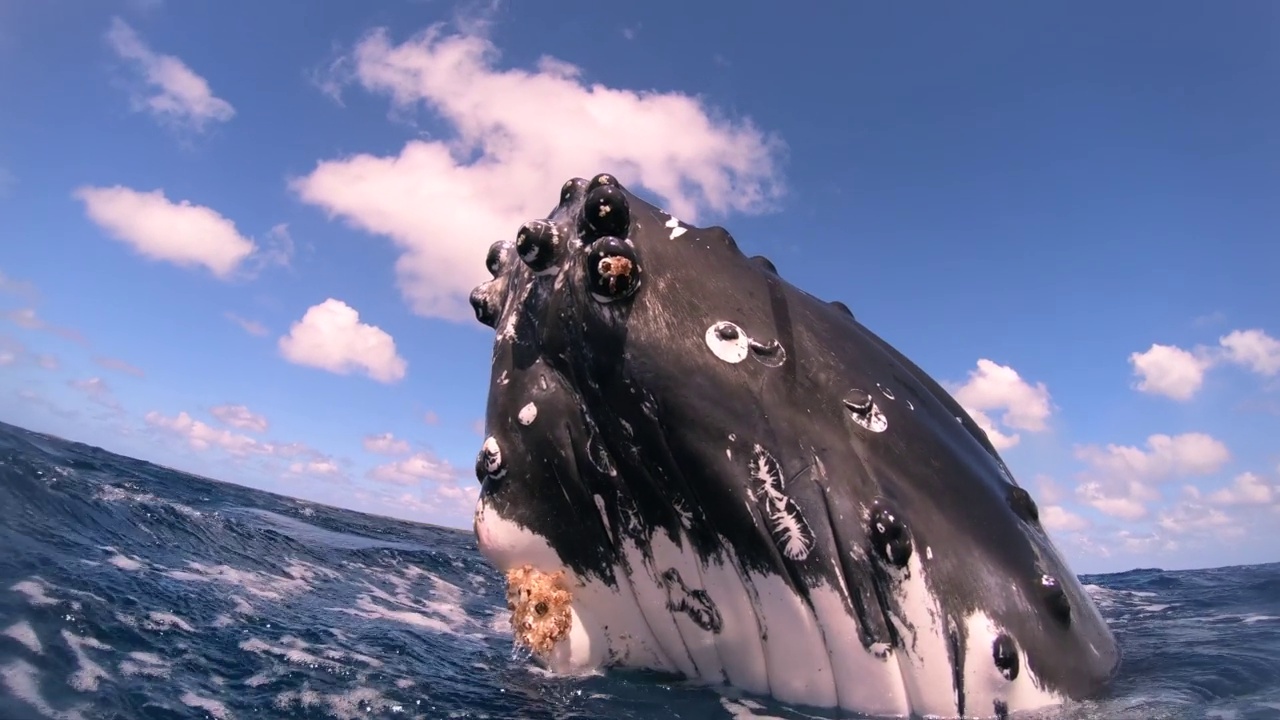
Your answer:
[468,173,1120,718]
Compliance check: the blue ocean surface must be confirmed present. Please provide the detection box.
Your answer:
[1,419,1278,720]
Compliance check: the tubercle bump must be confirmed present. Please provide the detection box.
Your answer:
[468,172,646,331]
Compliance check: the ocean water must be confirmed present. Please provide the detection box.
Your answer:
[1,419,1277,720]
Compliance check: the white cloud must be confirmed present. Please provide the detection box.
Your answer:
[373,485,479,519]
[15,389,79,420]
[0,269,37,299]
[278,299,407,383]
[146,409,343,477]
[145,410,263,456]
[1,307,86,343]
[368,451,459,485]
[964,409,1020,450]
[1127,328,1280,401]
[1031,475,1095,533]
[0,335,58,370]
[105,17,235,132]
[1129,343,1213,401]
[75,186,256,278]
[1041,505,1090,532]
[1073,432,1231,519]
[950,359,1052,449]
[1036,475,1064,504]
[1208,472,1277,506]
[434,483,479,508]
[1074,483,1152,521]
[1117,530,1179,554]
[363,432,410,455]
[224,312,268,337]
[1219,329,1280,376]
[4,307,41,330]
[210,404,269,433]
[69,377,121,410]
[423,410,440,425]
[1076,432,1231,480]
[1156,500,1240,538]
[292,23,785,321]
[249,223,295,272]
[0,338,23,366]
[286,459,343,479]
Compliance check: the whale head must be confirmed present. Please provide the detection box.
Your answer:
[468,173,1120,719]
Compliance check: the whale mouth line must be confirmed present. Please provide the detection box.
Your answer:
[469,172,1121,719]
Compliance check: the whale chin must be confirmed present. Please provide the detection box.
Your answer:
[468,173,1120,719]
[474,504,1069,719]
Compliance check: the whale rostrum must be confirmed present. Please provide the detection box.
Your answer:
[469,172,1120,719]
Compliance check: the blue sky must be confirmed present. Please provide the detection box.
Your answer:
[1,0,1277,575]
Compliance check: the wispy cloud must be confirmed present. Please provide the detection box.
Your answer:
[105,17,235,133]
[210,404,269,433]
[225,312,268,337]
[93,355,145,378]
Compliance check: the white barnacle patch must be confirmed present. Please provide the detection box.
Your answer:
[705,321,750,363]
[747,445,814,561]
[848,403,889,433]
[518,402,538,425]
[481,436,505,480]
[664,216,687,239]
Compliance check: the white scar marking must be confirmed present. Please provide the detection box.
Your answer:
[665,216,687,239]
[849,403,889,433]
[593,494,613,544]
[518,403,538,425]
[481,437,505,479]
[705,322,750,363]
[877,383,895,400]
[748,445,813,561]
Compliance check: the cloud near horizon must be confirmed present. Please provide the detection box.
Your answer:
[1073,432,1231,520]
[290,23,787,322]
